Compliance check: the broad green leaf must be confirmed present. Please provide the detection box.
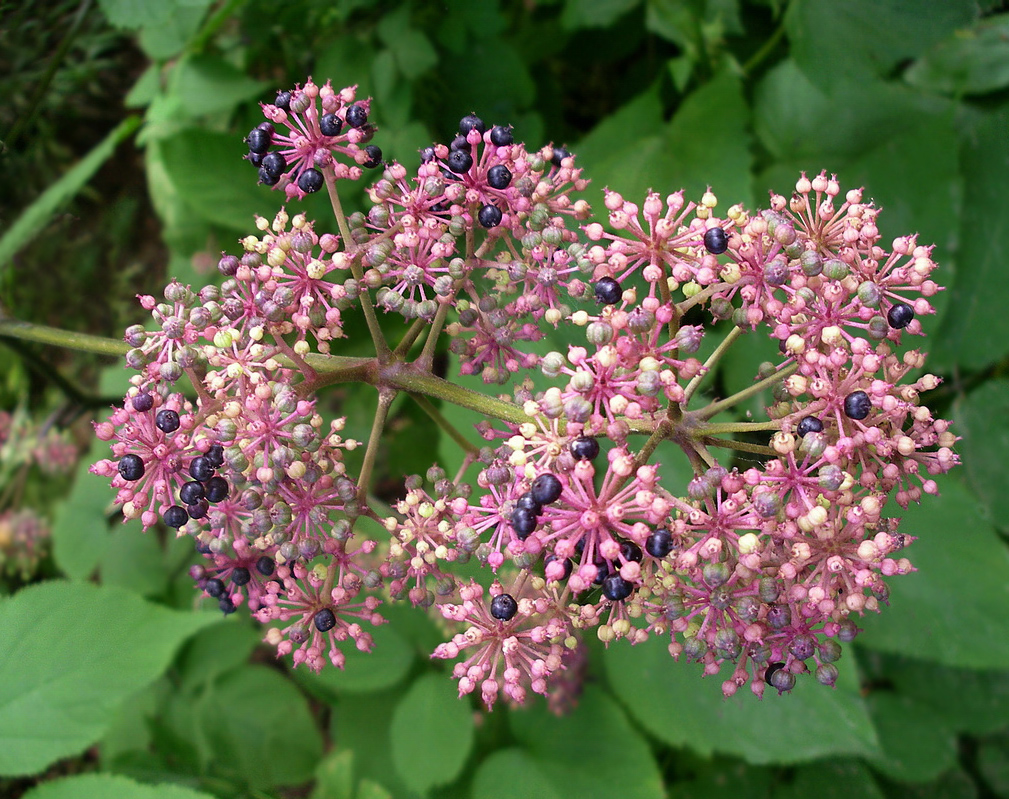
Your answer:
[0,581,215,776]
[507,686,664,799]
[377,6,438,76]
[878,768,978,799]
[955,379,1009,531]
[773,760,884,799]
[862,692,957,783]
[977,735,1009,798]
[97,0,173,29]
[604,636,878,764]
[473,749,562,799]
[441,39,535,122]
[22,772,214,799]
[51,437,115,580]
[176,619,262,692]
[166,54,267,119]
[137,1,213,60]
[389,673,474,795]
[905,14,1009,96]
[196,665,323,790]
[857,477,1009,668]
[312,748,354,799]
[358,780,394,799]
[99,517,189,597]
[668,759,774,799]
[295,618,413,696]
[563,0,642,29]
[0,117,141,274]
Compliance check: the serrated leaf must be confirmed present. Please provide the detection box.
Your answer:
[955,379,1009,531]
[22,772,215,799]
[905,14,1009,96]
[0,581,216,776]
[604,636,878,764]
[389,673,474,795]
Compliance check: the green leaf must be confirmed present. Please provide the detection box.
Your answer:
[175,619,261,692]
[166,54,267,119]
[51,437,115,580]
[667,759,774,799]
[955,379,1009,531]
[357,780,394,799]
[312,748,355,799]
[97,0,174,29]
[507,686,664,799]
[0,116,141,274]
[563,0,642,29]
[389,673,475,795]
[977,734,1009,798]
[604,636,878,764]
[472,749,562,799]
[905,14,1009,96]
[857,476,1009,669]
[196,665,323,790]
[296,619,413,695]
[22,772,215,799]
[377,6,438,76]
[0,581,216,776]
[136,1,213,60]
[862,692,958,783]
[773,760,885,799]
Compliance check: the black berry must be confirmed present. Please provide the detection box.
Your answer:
[570,436,600,460]
[231,567,251,586]
[164,505,188,528]
[187,499,210,520]
[297,168,324,194]
[314,608,337,632]
[447,150,473,174]
[155,409,180,433]
[459,114,485,136]
[796,416,823,437]
[205,577,226,597]
[320,113,343,137]
[768,664,796,693]
[118,454,145,482]
[346,104,368,128]
[530,473,563,505]
[843,390,872,420]
[645,529,674,558]
[887,302,915,329]
[449,135,470,153]
[274,91,292,111]
[132,392,154,412]
[479,205,503,228]
[703,227,728,255]
[594,277,622,305]
[764,661,785,684]
[619,540,643,563]
[419,146,436,163]
[515,492,542,515]
[490,125,513,146]
[490,593,518,621]
[510,506,537,539]
[179,481,206,505]
[601,574,634,602]
[204,476,229,503]
[551,146,570,167]
[205,443,225,468]
[256,555,275,576]
[362,145,383,168]
[246,127,272,154]
[486,164,512,189]
[258,167,280,186]
[219,596,236,615]
[189,456,215,482]
[261,152,287,179]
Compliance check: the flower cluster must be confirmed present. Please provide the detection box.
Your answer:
[95,78,957,708]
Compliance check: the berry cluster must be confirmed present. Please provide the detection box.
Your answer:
[95,78,958,707]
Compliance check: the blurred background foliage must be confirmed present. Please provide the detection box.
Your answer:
[3,0,1009,797]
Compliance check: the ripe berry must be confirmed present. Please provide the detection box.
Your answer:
[205,577,225,597]
[204,476,229,503]
[551,146,570,167]
[515,492,542,515]
[274,91,292,111]
[155,409,180,433]
[620,540,643,563]
[594,277,622,305]
[486,164,512,189]
[187,499,210,520]
[179,481,206,505]
[490,125,513,146]
[419,145,436,163]
[297,168,324,193]
[132,392,154,412]
[768,664,796,693]
[190,456,215,482]
[258,167,280,186]
[449,135,470,153]
[601,574,634,602]
[459,114,485,135]
[645,528,674,558]
[346,104,368,128]
[570,436,600,460]
[478,204,502,228]
[490,593,518,621]
[447,150,473,174]
[231,567,251,586]
[314,607,337,632]
[510,506,537,539]
[246,127,272,154]
[363,145,383,168]
[205,443,225,468]
[261,152,287,179]
[796,416,823,437]
[703,227,728,255]
[320,113,343,137]
[219,596,236,615]
[256,555,275,576]
[887,302,915,329]
[764,661,785,683]
[843,390,872,420]
[118,454,145,482]
[530,473,563,505]
[164,505,188,528]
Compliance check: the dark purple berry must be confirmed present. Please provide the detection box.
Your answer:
[447,150,473,174]
[592,562,609,585]
[320,113,343,137]
[179,481,206,505]
[231,567,251,586]
[887,302,915,329]
[769,665,796,693]
[515,492,542,515]
[843,390,872,420]
[346,104,368,128]
[246,127,272,154]
[274,91,292,111]
[257,121,274,134]
[256,555,275,576]
[551,146,570,167]
[363,145,383,168]
[258,167,280,186]
[118,454,145,482]
[486,164,512,189]
[247,151,264,167]
[204,476,229,503]
[601,574,634,602]
[189,456,215,482]
[205,443,225,468]
[164,505,188,528]
[764,661,785,684]
[530,473,563,505]
[155,409,180,433]
[490,593,518,620]
[132,392,154,412]
[261,152,287,179]
[459,114,485,135]
[219,596,236,615]
[187,499,209,520]
[478,204,502,228]
[645,529,674,558]
[205,577,225,597]
[703,227,728,255]
[570,436,600,460]
[449,135,471,153]
[314,608,337,632]
[796,416,823,437]
[619,540,643,563]
[419,145,436,163]
[594,277,622,305]
[510,506,537,539]
[297,168,324,194]
[490,125,513,146]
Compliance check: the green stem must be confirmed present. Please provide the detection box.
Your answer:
[356,387,397,506]
[417,299,452,370]
[409,392,478,455]
[695,419,781,435]
[693,360,798,421]
[394,318,429,358]
[0,318,128,357]
[700,437,775,458]
[683,325,743,404]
